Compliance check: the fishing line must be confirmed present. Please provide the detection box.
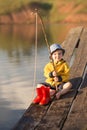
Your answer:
[32,9,58,93]
[32,10,38,98]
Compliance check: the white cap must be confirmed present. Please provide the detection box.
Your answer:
[50,43,65,54]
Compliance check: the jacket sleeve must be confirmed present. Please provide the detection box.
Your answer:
[44,63,53,78]
[60,62,70,82]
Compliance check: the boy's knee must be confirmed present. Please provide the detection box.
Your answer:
[67,82,72,87]
[50,89,56,96]
[37,84,43,88]
[63,82,72,89]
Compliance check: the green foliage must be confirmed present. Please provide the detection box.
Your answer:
[0,0,87,22]
[0,0,30,14]
[29,2,52,11]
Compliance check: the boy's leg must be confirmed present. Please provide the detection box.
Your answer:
[56,82,72,99]
[50,89,56,96]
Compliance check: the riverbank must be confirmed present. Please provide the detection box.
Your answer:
[0,9,87,24]
[0,0,87,24]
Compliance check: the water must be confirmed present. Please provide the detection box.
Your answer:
[0,23,86,130]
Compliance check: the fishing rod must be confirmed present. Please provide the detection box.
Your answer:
[34,9,56,70]
[36,10,50,53]
[34,9,58,90]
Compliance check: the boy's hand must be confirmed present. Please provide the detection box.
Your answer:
[49,71,62,82]
[54,76,59,82]
[52,71,57,77]
[49,71,57,78]
[54,75,62,82]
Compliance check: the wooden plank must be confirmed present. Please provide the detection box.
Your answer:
[12,26,84,130]
[70,28,87,87]
[13,103,50,130]
[62,28,87,130]
[62,75,87,130]
[71,28,87,76]
[35,91,75,130]
[35,28,87,130]
[62,26,83,63]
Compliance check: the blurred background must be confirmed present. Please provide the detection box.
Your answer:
[0,0,87,130]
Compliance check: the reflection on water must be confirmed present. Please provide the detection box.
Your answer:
[0,23,87,130]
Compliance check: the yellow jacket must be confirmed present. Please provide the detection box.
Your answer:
[44,59,70,88]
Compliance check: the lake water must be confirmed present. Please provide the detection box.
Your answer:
[0,23,86,130]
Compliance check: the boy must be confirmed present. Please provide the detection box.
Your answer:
[33,43,72,105]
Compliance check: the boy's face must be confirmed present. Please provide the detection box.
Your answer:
[52,50,63,62]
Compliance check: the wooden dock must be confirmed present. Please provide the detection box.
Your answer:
[12,26,87,130]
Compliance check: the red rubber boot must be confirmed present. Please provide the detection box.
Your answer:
[33,87,43,104]
[39,86,50,105]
